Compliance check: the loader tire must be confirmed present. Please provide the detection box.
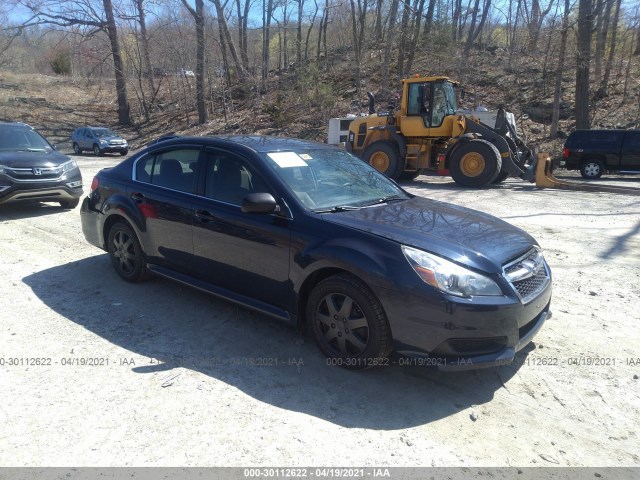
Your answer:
[362,142,404,180]
[449,139,502,187]
[492,170,510,184]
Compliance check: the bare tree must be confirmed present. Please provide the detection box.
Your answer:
[180,0,207,124]
[550,0,570,138]
[575,0,593,129]
[18,0,131,125]
[600,0,621,96]
[382,0,399,88]
[349,0,368,94]
[528,0,555,53]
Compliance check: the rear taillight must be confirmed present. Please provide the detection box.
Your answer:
[562,147,570,158]
[90,176,99,193]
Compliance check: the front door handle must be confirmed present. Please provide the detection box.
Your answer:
[131,192,145,202]
[195,209,217,222]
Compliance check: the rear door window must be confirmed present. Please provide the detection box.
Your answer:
[135,148,200,193]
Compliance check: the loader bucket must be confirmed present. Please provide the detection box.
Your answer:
[535,153,640,195]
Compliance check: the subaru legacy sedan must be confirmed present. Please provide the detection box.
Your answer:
[80,136,552,369]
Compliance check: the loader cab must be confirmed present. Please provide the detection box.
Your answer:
[402,78,458,136]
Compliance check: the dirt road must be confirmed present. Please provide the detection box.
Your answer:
[1,155,639,467]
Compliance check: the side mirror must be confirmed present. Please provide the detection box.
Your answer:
[241,192,279,213]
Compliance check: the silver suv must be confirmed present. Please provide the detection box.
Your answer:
[71,127,128,156]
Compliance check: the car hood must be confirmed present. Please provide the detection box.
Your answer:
[100,135,126,142]
[0,150,71,168]
[322,197,536,273]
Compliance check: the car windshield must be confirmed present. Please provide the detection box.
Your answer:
[92,128,117,138]
[0,126,53,152]
[262,148,409,211]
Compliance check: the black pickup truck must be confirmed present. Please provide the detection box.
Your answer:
[562,129,640,179]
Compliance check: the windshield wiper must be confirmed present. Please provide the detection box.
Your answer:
[16,148,46,152]
[315,205,363,213]
[362,195,406,206]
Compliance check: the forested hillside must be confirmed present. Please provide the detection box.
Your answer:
[1,0,639,152]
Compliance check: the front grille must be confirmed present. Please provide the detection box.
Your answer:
[503,247,550,303]
[4,166,62,180]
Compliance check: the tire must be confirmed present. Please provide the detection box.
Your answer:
[59,198,80,209]
[491,170,510,184]
[449,139,502,187]
[93,144,102,156]
[107,222,150,282]
[399,169,423,181]
[362,141,404,180]
[120,149,128,156]
[307,273,392,370]
[580,159,604,179]
[73,143,82,155]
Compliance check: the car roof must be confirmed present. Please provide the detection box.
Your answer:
[158,135,337,153]
[0,122,33,129]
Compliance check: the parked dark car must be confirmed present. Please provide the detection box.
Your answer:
[562,129,640,179]
[80,136,552,370]
[0,122,82,208]
[72,126,128,156]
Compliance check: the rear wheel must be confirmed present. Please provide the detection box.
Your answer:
[449,139,502,187]
[93,144,102,156]
[307,273,392,370]
[59,198,80,209]
[580,159,604,179]
[362,141,404,180]
[73,143,82,155]
[107,222,150,282]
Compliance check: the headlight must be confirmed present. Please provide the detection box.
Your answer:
[61,160,77,172]
[99,139,108,145]
[402,245,503,297]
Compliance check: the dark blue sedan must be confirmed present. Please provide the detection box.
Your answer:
[80,136,552,369]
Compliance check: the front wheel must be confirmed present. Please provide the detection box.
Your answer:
[120,149,128,156]
[59,198,80,209]
[449,139,502,187]
[491,170,510,184]
[73,143,82,155]
[361,141,404,180]
[107,222,150,282]
[93,144,102,156]
[580,159,604,179]
[307,273,392,369]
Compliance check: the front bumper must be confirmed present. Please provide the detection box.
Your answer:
[0,172,83,205]
[99,144,128,153]
[379,271,553,370]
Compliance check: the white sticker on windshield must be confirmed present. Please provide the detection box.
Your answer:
[268,152,308,168]
[299,154,312,160]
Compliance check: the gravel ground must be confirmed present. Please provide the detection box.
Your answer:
[0,156,639,468]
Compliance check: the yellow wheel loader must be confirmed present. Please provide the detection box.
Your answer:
[344,75,538,187]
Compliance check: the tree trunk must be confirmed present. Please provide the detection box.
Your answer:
[180,0,207,124]
[396,0,411,80]
[383,0,400,88]
[103,0,130,125]
[575,0,593,129]
[135,0,154,121]
[405,0,427,75]
[374,0,384,42]
[209,0,246,79]
[600,0,621,95]
[262,0,274,91]
[551,0,570,138]
[349,0,368,94]
[595,0,613,86]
